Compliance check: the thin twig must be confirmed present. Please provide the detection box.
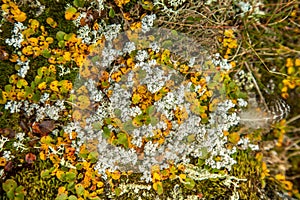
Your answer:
[245,37,288,77]
[286,114,300,125]
[244,62,268,110]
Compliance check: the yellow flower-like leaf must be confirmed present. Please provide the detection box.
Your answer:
[261,162,270,179]
[132,93,141,104]
[28,37,38,46]
[275,173,285,181]
[0,157,7,167]
[224,29,235,38]
[130,22,142,31]
[14,11,27,22]
[46,17,58,28]
[115,0,131,8]
[228,132,240,144]
[50,80,59,92]
[39,151,47,161]
[152,172,161,182]
[65,6,79,20]
[111,170,121,180]
[285,58,293,68]
[58,186,67,194]
[295,58,300,67]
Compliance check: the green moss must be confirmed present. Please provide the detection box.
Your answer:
[0,61,16,88]
[0,106,20,129]
[0,160,62,200]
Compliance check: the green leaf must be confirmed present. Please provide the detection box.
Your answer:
[75,163,83,170]
[171,30,178,37]
[150,116,158,126]
[66,6,77,14]
[137,69,147,80]
[102,126,111,139]
[42,49,51,58]
[236,90,247,99]
[58,40,65,48]
[67,182,75,191]
[32,91,41,102]
[155,182,164,195]
[141,1,153,10]
[65,172,76,182]
[89,197,101,200]
[14,186,25,199]
[109,8,115,18]
[2,179,17,192]
[92,122,102,130]
[4,85,12,92]
[197,147,208,159]
[75,184,84,196]
[146,105,155,115]
[56,31,66,41]
[68,195,77,200]
[123,120,135,132]
[55,193,68,200]
[115,187,121,196]
[162,40,173,48]
[184,177,195,189]
[16,80,24,88]
[41,170,51,179]
[117,132,128,148]
[64,33,76,41]
[7,189,15,199]
[114,109,122,118]
[73,0,85,7]
[88,152,98,163]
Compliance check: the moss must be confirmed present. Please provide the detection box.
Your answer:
[0,106,20,130]
[0,61,16,88]
[0,160,61,200]
[230,150,263,199]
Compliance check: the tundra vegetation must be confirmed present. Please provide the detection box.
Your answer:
[0,0,299,199]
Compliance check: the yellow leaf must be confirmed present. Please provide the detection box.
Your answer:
[132,93,141,104]
[14,11,27,22]
[58,186,66,194]
[228,132,240,144]
[282,180,293,191]
[77,95,91,110]
[295,58,300,67]
[275,174,285,181]
[224,29,235,38]
[111,170,121,180]
[0,157,7,167]
[50,80,59,92]
[287,66,295,75]
[65,7,78,20]
[115,0,131,7]
[39,151,47,161]
[152,172,161,182]
[285,58,293,68]
[97,181,104,188]
[72,110,82,121]
[179,173,186,180]
[46,17,57,28]
[130,22,142,31]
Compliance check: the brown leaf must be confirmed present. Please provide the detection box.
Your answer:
[4,161,13,172]
[25,153,36,164]
[0,128,16,139]
[19,120,30,133]
[32,121,55,136]
[0,46,9,61]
